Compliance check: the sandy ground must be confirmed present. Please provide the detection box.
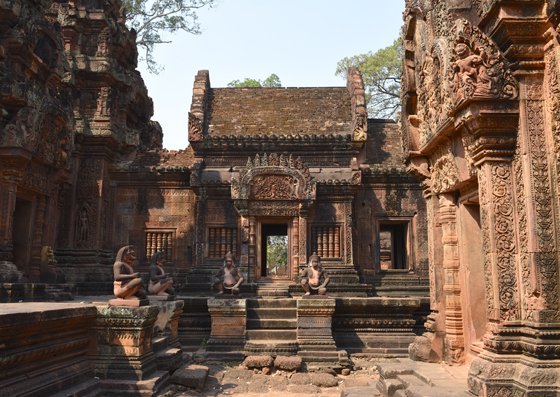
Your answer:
[159,358,384,397]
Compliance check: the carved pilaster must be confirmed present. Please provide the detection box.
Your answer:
[292,216,299,279]
[439,193,464,364]
[248,216,256,282]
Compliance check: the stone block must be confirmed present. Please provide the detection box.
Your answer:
[171,364,209,391]
[340,386,381,396]
[243,355,274,368]
[310,372,338,387]
[287,384,320,394]
[290,373,311,385]
[274,355,302,371]
[206,298,246,355]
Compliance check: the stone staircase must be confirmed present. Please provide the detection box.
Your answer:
[255,281,291,297]
[244,298,298,356]
[45,284,74,302]
[373,358,471,397]
[152,333,183,373]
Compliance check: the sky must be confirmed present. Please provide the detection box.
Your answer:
[137,0,406,150]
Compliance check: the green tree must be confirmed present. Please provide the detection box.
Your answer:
[335,37,402,119]
[267,236,287,269]
[123,0,216,74]
[227,74,282,88]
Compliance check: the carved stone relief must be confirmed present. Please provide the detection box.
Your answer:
[430,139,460,194]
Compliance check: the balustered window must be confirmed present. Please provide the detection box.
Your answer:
[207,227,238,259]
[311,226,341,258]
[145,230,174,262]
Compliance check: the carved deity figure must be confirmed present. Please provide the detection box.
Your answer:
[300,252,330,296]
[214,252,244,295]
[454,43,483,87]
[79,208,88,241]
[148,251,175,296]
[113,245,146,299]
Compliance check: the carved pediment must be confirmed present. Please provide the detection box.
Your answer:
[448,20,518,109]
[231,153,316,216]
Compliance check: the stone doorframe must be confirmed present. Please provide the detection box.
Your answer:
[231,154,316,283]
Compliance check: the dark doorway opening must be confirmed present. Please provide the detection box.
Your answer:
[261,224,288,278]
[12,197,34,277]
[379,223,407,270]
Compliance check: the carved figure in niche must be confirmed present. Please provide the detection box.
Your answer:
[213,251,244,295]
[148,251,175,296]
[113,245,146,300]
[96,87,112,117]
[454,43,483,91]
[78,208,88,242]
[300,252,330,296]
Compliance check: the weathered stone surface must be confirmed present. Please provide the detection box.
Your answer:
[170,364,209,391]
[310,372,338,387]
[248,374,269,393]
[243,355,274,368]
[289,373,311,385]
[274,356,302,371]
[340,386,381,397]
[270,374,290,391]
[287,384,320,394]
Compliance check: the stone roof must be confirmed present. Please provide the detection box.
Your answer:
[205,87,352,136]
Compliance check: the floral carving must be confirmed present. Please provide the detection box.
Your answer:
[491,163,519,321]
[251,175,298,200]
[448,20,518,107]
[188,112,203,142]
[430,139,460,194]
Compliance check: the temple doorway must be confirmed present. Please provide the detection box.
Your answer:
[12,197,34,278]
[259,223,289,279]
[458,195,487,357]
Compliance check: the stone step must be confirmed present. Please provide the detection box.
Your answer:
[397,374,428,389]
[247,308,297,319]
[340,386,381,397]
[246,329,297,341]
[155,347,183,372]
[244,341,298,356]
[246,298,297,308]
[247,318,297,329]
[152,336,169,353]
[377,378,404,396]
[51,379,100,397]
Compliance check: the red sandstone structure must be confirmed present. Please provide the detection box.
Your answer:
[401,0,560,394]
[2,0,559,396]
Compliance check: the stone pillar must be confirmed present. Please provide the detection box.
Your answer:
[299,213,307,270]
[292,216,300,280]
[439,193,464,364]
[206,298,246,361]
[296,298,340,366]
[91,305,160,380]
[248,216,256,282]
[468,70,560,396]
[409,189,445,362]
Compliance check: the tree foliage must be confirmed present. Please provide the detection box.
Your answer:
[227,74,282,88]
[123,0,215,74]
[266,236,287,268]
[335,37,402,119]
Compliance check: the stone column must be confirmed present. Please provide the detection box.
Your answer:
[292,216,300,280]
[206,298,246,361]
[344,200,353,265]
[296,298,340,366]
[439,193,464,364]
[90,305,160,380]
[468,70,560,396]
[248,216,256,282]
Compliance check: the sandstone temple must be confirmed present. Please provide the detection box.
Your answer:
[0,0,559,396]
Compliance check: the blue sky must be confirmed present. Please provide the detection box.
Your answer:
[137,0,406,150]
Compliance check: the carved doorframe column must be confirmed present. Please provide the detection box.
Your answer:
[0,171,19,263]
[438,192,465,364]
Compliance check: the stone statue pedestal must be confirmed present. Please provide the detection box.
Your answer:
[148,295,176,301]
[91,305,161,380]
[302,294,330,299]
[108,298,149,307]
[296,298,341,368]
[206,298,246,361]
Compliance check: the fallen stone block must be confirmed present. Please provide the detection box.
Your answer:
[289,372,311,385]
[171,364,209,391]
[310,372,338,387]
[244,355,274,368]
[275,355,303,371]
